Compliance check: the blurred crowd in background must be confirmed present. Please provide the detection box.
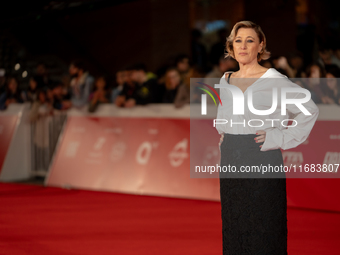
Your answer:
[1,28,340,119]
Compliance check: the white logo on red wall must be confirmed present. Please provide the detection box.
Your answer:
[202,146,219,166]
[65,141,80,158]
[323,152,340,165]
[110,141,126,162]
[86,137,106,164]
[330,134,340,140]
[282,151,303,167]
[93,137,106,151]
[168,139,189,167]
[136,141,159,165]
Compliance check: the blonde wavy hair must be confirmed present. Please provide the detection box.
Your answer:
[225,21,270,62]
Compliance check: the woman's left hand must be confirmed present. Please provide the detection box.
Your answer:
[255,130,266,148]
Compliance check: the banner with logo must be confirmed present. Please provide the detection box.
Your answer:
[45,116,220,200]
[46,115,340,211]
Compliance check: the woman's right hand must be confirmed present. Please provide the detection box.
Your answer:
[219,134,224,151]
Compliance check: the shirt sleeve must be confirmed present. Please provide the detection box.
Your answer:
[260,90,319,152]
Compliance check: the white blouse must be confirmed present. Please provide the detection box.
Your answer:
[215,68,319,152]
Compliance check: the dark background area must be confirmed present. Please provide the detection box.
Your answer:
[0,0,340,87]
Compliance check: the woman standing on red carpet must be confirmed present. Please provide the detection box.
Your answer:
[216,21,319,254]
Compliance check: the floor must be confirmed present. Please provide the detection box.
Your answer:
[0,181,339,255]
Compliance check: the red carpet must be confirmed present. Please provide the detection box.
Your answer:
[0,182,339,255]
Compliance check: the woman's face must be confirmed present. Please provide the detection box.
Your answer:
[116,71,126,85]
[29,78,37,90]
[38,92,46,103]
[166,70,181,89]
[125,70,134,85]
[232,28,263,65]
[177,58,189,72]
[47,89,54,100]
[310,65,321,78]
[69,64,79,77]
[326,73,337,90]
[8,78,17,91]
[96,77,106,89]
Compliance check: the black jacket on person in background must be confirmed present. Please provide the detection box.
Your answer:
[119,78,159,105]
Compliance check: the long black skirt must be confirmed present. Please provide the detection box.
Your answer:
[219,133,287,255]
